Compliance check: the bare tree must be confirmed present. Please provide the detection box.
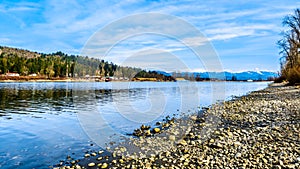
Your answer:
[278,9,300,84]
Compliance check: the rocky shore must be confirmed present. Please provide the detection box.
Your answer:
[55,85,300,169]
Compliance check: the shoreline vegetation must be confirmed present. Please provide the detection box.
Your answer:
[54,84,300,169]
[0,76,274,83]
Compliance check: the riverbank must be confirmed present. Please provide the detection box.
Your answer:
[55,84,300,168]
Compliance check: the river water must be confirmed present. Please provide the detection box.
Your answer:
[0,81,269,169]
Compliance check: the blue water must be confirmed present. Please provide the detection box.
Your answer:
[0,81,269,169]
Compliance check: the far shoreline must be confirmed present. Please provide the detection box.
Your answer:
[0,80,273,83]
[0,77,274,83]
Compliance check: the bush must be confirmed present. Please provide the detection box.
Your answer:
[274,76,285,83]
[287,66,300,85]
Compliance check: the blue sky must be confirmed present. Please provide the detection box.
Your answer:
[0,0,299,72]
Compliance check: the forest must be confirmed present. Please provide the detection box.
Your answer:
[0,46,142,80]
[133,70,176,81]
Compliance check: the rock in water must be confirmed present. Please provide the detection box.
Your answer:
[153,128,161,133]
[101,163,108,168]
[88,162,95,167]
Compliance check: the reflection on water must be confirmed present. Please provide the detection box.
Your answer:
[0,89,74,117]
[0,81,269,169]
[0,82,75,118]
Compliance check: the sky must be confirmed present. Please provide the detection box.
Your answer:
[0,0,299,72]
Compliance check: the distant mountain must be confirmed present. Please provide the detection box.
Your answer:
[231,71,278,81]
[195,71,278,81]
[155,70,172,77]
[157,71,279,81]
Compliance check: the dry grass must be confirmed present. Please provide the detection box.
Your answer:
[286,66,300,85]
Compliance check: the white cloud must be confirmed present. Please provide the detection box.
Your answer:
[8,6,38,12]
[205,24,277,35]
[80,12,214,59]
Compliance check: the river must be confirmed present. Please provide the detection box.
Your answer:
[0,81,270,169]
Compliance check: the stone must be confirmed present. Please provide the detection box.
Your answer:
[262,158,268,164]
[178,139,187,146]
[233,141,241,147]
[145,130,151,136]
[141,124,150,130]
[88,162,95,167]
[74,165,81,169]
[227,132,233,137]
[286,164,295,169]
[235,153,242,158]
[153,128,161,133]
[169,135,176,141]
[215,143,222,148]
[190,115,197,121]
[120,147,127,152]
[101,163,108,168]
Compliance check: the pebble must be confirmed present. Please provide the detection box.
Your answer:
[178,139,187,146]
[87,162,95,167]
[169,135,176,141]
[101,163,108,168]
[153,128,160,133]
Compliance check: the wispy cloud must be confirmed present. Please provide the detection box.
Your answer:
[0,37,13,44]
[205,24,278,41]
[0,1,40,12]
[116,48,197,72]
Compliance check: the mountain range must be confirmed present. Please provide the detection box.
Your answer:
[156,71,279,81]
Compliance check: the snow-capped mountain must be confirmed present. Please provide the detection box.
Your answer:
[156,71,279,81]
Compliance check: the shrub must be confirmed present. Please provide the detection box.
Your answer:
[274,76,285,83]
[287,66,300,85]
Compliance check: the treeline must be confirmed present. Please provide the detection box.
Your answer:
[134,70,176,81]
[0,50,76,77]
[0,46,141,79]
[277,9,300,85]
